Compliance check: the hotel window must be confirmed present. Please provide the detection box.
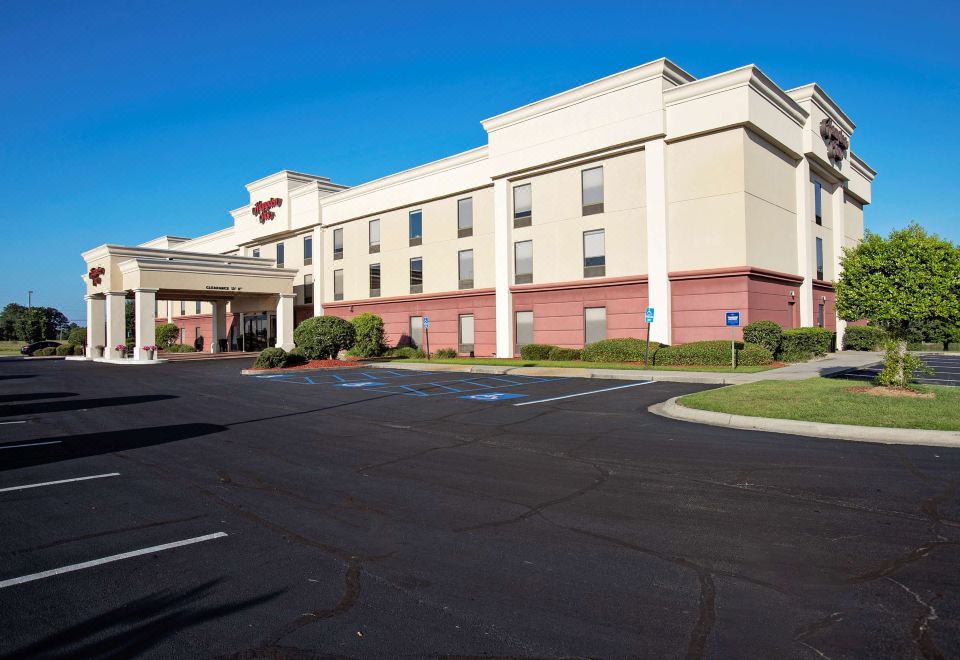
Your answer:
[458,249,474,290]
[409,316,424,348]
[409,210,422,246]
[515,310,533,354]
[816,237,824,280]
[304,274,314,304]
[514,240,533,285]
[333,228,343,260]
[458,314,475,355]
[583,229,606,278]
[369,219,380,254]
[333,269,344,301]
[303,235,313,266]
[582,166,604,216]
[458,197,473,237]
[154,300,158,317]
[369,263,381,297]
[195,301,201,314]
[276,242,285,268]
[814,181,822,225]
[817,303,825,328]
[180,301,185,315]
[513,183,532,227]
[410,257,423,294]
[584,307,607,345]
[252,248,260,258]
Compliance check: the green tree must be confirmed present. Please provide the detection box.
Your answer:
[14,308,47,342]
[836,224,960,386]
[293,315,355,359]
[0,303,27,340]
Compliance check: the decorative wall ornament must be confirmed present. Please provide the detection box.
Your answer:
[88,266,105,286]
[819,118,849,164]
[252,198,283,224]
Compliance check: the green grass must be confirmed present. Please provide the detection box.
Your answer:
[0,340,25,356]
[384,357,774,373]
[678,378,960,431]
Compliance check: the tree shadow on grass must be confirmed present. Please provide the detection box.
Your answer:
[0,392,78,404]
[1,395,177,417]
[0,422,227,471]
[3,580,283,660]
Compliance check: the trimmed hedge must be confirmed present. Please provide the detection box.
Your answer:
[654,340,773,366]
[254,347,288,369]
[55,343,74,356]
[581,337,659,363]
[286,347,308,366]
[165,344,197,353]
[843,325,887,351]
[349,313,385,357]
[433,347,458,359]
[155,323,180,348]
[73,344,85,355]
[778,327,833,361]
[520,344,558,360]
[907,342,945,351]
[548,347,582,361]
[294,315,355,360]
[742,320,782,355]
[35,347,57,356]
[384,346,426,359]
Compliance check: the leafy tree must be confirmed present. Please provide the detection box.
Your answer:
[155,323,180,348]
[836,224,960,386]
[67,326,87,346]
[125,300,135,338]
[0,303,27,340]
[14,308,47,342]
[293,315,354,359]
[40,307,69,339]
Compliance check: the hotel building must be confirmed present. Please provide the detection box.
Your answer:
[80,58,875,360]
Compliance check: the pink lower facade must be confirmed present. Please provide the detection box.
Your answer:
[157,267,835,355]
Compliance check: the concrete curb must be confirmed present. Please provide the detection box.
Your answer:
[363,361,746,384]
[649,395,960,447]
[241,365,364,376]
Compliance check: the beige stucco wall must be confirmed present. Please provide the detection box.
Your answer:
[744,130,799,274]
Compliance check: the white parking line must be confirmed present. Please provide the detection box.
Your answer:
[0,532,228,589]
[0,420,29,425]
[514,381,654,406]
[0,440,62,450]
[0,473,120,494]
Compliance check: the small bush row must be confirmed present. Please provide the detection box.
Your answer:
[164,344,197,353]
[843,325,888,351]
[252,347,308,369]
[741,320,834,361]
[383,346,426,359]
[653,340,772,366]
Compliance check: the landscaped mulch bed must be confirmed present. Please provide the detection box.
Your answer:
[248,359,362,372]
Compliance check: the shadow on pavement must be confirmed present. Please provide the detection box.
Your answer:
[0,392,78,404]
[1,394,177,417]
[2,581,283,660]
[0,423,227,471]
[0,374,34,381]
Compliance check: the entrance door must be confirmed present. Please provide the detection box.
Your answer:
[243,314,269,351]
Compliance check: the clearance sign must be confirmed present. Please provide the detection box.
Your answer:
[252,198,283,224]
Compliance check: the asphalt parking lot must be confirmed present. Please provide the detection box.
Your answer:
[843,352,960,386]
[1,359,958,659]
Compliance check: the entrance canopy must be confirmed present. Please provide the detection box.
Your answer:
[80,244,299,361]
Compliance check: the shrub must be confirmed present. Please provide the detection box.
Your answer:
[875,340,933,387]
[155,323,180,348]
[548,347,582,361]
[778,327,833,361]
[294,315,355,360]
[949,343,960,352]
[254,347,288,369]
[581,337,660,363]
[55,343,74,356]
[654,340,772,366]
[383,346,426,359]
[433,347,458,359]
[519,344,558,360]
[286,347,308,366]
[35,347,57,356]
[67,327,87,346]
[742,320,782,355]
[73,344,85,355]
[843,325,888,351]
[349,313,385,357]
[165,344,197,353]
[907,342,944,351]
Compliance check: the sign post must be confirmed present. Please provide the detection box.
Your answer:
[423,316,430,360]
[725,312,740,369]
[644,307,655,365]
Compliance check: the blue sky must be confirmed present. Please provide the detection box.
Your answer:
[2,1,958,323]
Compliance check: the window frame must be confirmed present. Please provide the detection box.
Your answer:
[409,209,422,247]
[409,257,423,294]
[303,235,313,266]
[368,219,380,254]
[304,273,314,305]
[814,181,823,226]
[252,248,260,258]
[333,269,344,301]
[815,236,824,280]
[195,301,201,314]
[457,197,473,238]
[513,183,532,227]
[584,306,607,345]
[276,242,285,268]
[369,262,381,298]
[515,310,533,355]
[409,315,424,349]
[332,228,343,260]
[458,313,475,355]
[581,166,604,216]
[458,249,474,290]
[180,301,186,315]
[583,229,606,278]
[514,240,533,285]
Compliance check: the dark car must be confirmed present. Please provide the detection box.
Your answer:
[20,340,61,356]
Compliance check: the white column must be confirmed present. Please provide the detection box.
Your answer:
[134,288,157,360]
[312,224,324,318]
[831,183,847,349]
[85,294,105,359]
[210,301,226,353]
[795,158,814,327]
[276,294,295,351]
[644,138,671,345]
[105,291,126,358]
[493,178,512,357]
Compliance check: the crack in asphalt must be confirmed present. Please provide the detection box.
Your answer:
[886,577,943,660]
[848,541,957,584]
[7,514,204,556]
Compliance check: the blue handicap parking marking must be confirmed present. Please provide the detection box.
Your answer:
[336,381,386,388]
[458,392,528,401]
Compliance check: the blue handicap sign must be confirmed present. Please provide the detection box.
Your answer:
[645,307,655,323]
[459,392,527,402]
[725,312,740,327]
[423,316,429,329]
[336,381,385,388]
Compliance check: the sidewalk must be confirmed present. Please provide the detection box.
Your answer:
[365,351,885,385]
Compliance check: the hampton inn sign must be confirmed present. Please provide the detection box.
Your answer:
[252,197,283,223]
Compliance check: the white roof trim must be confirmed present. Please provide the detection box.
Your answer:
[786,83,855,134]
